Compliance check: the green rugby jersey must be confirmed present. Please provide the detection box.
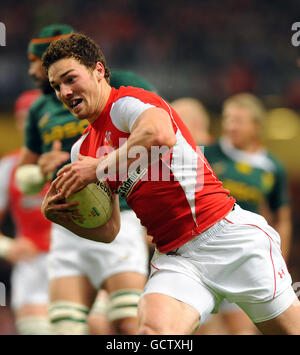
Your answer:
[25,92,87,155]
[24,70,156,211]
[204,138,290,213]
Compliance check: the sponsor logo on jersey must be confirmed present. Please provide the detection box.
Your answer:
[38,113,50,128]
[223,179,264,205]
[261,172,275,192]
[96,180,113,201]
[118,168,147,200]
[104,130,117,150]
[42,120,88,145]
[235,161,253,175]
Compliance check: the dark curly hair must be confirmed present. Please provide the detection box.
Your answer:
[42,33,111,83]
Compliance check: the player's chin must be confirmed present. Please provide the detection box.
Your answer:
[77,113,89,120]
[72,109,87,120]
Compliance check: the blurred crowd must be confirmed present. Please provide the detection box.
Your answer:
[1,0,300,110]
[1,0,300,335]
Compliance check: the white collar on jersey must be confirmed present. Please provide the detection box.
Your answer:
[219,136,276,172]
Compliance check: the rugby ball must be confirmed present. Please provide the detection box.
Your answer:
[66,181,113,228]
[15,164,45,195]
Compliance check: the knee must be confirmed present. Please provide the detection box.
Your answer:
[88,291,113,335]
[87,314,114,335]
[113,317,138,335]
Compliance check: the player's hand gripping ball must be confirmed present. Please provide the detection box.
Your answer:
[66,181,113,228]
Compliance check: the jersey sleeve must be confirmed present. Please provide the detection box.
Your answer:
[267,161,290,211]
[0,156,15,210]
[110,96,155,133]
[24,106,43,154]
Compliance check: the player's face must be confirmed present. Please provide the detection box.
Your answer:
[48,58,103,122]
[222,104,260,149]
[28,58,48,89]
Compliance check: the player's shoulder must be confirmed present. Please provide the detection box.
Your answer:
[115,85,153,98]
[113,86,164,108]
[27,94,48,121]
[29,94,47,111]
[29,92,59,112]
[110,70,156,92]
[204,140,223,157]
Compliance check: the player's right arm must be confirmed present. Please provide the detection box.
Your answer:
[41,180,120,243]
[17,102,69,182]
[0,156,38,262]
[18,105,42,166]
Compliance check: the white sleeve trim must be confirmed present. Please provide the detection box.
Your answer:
[110,96,155,133]
[0,156,16,209]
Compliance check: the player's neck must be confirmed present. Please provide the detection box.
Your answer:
[237,139,263,153]
[88,82,112,124]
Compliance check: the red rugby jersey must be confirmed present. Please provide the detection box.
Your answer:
[0,151,51,252]
[71,86,235,252]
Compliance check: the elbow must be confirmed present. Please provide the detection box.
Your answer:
[98,220,120,243]
[164,133,177,149]
[111,221,120,241]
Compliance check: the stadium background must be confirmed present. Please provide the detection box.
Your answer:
[0,0,300,334]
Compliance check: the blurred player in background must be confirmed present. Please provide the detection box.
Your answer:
[171,97,258,334]
[0,90,52,335]
[205,93,292,260]
[201,93,292,334]
[18,24,153,334]
[41,33,300,335]
[171,97,213,146]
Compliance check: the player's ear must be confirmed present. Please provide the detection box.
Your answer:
[95,62,105,81]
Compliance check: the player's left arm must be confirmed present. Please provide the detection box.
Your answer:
[41,180,120,242]
[56,107,177,198]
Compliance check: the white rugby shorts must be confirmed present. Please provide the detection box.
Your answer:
[11,253,49,310]
[143,204,296,324]
[48,210,149,288]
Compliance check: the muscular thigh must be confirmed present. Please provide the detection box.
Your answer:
[254,293,300,335]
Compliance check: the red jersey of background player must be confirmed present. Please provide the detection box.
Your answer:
[2,150,51,251]
[71,86,235,252]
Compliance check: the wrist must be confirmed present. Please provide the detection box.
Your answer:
[0,235,13,258]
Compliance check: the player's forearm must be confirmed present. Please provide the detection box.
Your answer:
[55,217,119,243]
[18,147,40,166]
[51,194,120,243]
